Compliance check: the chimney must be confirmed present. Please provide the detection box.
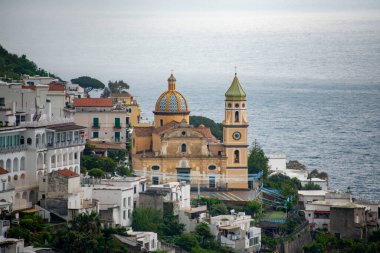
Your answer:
[46,99,51,120]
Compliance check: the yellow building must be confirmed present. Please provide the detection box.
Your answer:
[132,73,248,189]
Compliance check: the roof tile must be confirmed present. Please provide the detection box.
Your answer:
[74,98,113,107]
[55,169,79,178]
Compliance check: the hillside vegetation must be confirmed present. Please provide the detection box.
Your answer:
[190,115,223,141]
[0,44,57,80]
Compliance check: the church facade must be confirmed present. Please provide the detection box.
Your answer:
[131,73,249,189]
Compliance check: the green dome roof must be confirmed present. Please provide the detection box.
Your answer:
[225,74,246,100]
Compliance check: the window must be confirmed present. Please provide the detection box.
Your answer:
[93,132,99,138]
[235,111,239,122]
[208,165,216,170]
[235,103,239,108]
[114,117,121,128]
[123,210,126,220]
[125,117,130,125]
[93,117,99,128]
[152,165,160,171]
[160,119,163,126]
[181,143,186,153]
[20,136,25,145]
[27,138,32,145]
[128,209,131,218]
[115,132,120,142]
[134,186,137,194]
[234,150,240,163]
[0,97,4,106]
[181,131,186,136]
[128,108,132,113]
[128,197,131,207]
[123,198,126,208]
[227,103,232,108]
[152,176,159,185]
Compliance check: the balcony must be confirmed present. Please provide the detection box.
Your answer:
[47,139,85,149]
[0,144,27,153]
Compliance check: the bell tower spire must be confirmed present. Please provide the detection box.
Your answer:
[223,72,249,189]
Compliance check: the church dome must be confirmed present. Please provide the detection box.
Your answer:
[155,74,189,113]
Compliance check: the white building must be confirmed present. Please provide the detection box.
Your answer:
[139,182,191,215]
[114,231,158,252]
[0,82,85,211]
[84,186,135,227]
[209,212,261,253]
[268,155,328,191]
[303,192,353,231]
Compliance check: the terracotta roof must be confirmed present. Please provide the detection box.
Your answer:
[153,121,180,134]
[134,126,154,137]
[88,140,125,150]
[55,169,79,178]
[111,92,131,98]
[48,84,65,91]
[22,85,36,90]
[74,98,113,107]
[195,126,217,142]
[0,168,9,175]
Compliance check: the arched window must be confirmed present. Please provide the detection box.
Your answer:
[152,165,160,171]
[208,165,216,170]
[234,150,240,163]
[235,111,239,122]
[181,143,187,153]
[160,119,163,126]
[27,138,32,145]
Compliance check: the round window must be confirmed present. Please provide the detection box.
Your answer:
[208,165,216,170]
[235,103,239,108]
[228,103,232,108]
[232,132,241,140]
[181,131,186,136]
[152,165,160,171]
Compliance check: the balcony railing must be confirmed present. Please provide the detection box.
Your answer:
[92,124,100,128]
[0,144,27,153]
[47,139,85,149]
[114,124,122,129]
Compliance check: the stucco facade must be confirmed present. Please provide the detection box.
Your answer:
[132,73,249,189]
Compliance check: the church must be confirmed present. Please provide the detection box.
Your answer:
[131,73,249,189]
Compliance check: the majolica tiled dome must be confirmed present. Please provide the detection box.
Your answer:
[155,74,189,112]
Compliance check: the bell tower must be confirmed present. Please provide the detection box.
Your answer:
[223,73,249,189]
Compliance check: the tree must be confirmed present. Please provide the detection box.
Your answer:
[175,233,199,252]
[244,201,262,216]
[132,207,163,233]
[108,80,130,93]
[210,203,229,216]
[101,87,111,98]
[88,168,105,178]
[71,76,105,91]
[302,183,322,190]
[248,141,269,178]
[0,44,58,80]
[286,160,307,170]
[194,223,215,249]
[189,115,223,141]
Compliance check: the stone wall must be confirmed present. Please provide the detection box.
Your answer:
[281,225,312,253]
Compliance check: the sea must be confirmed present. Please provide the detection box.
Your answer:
[0,5,379,200]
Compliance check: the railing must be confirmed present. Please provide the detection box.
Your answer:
[114,124,122,129]
[0,144,28,153]
[47,139,85,149]
[92,124,100,128]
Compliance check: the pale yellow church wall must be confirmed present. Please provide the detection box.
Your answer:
[225,148,248,167]
[152,133,162,152]
[154,114,189,127]
[132,136,152,154]
[226,169,248,189]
